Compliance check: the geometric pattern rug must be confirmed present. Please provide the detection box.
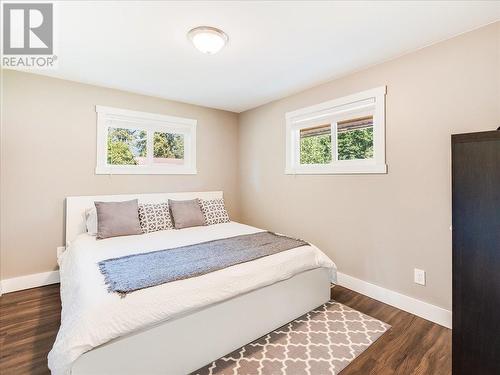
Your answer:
[192,301,390,375]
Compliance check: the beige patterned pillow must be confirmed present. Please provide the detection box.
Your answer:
[200,198,230,225]
[138,203,173,233]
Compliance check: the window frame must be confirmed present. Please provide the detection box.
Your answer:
[95,105,197,175]
[285,86,387,175]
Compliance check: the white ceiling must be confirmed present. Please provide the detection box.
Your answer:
[22,1,500,112]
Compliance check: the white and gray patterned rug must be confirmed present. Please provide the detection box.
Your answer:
[193,301,390,375]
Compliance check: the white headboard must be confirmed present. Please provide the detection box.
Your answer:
[65,191,223,246]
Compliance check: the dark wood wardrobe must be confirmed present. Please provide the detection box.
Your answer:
[452,129,500,375]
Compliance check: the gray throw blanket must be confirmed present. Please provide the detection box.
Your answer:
[98,231,308,295]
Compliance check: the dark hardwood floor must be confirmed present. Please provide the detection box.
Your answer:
[332,287,451,375]
[0,284,451,374]
[0,284,61,375]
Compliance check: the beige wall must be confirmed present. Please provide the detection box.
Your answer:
[0,71,240,279]
[238,22,500,310]
[1,23,499,309]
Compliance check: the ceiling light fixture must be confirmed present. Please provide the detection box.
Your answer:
[188,26,228,55]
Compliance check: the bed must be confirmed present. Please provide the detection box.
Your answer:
[48,191,336,375]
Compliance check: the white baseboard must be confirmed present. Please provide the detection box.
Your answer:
[0,269,452,329]
[0,270,60,295]
[336,272,452,329]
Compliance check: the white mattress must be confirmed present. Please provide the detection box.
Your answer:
[48,222,336,374]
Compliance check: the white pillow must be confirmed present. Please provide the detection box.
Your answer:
[85,207,98,236]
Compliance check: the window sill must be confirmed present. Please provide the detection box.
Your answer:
[285,163,387,175]
[95,166,197,175]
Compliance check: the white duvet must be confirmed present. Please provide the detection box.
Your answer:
[48,222,336,374]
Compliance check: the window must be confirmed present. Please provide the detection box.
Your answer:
[285,86,386,174]
[299,124,332,164]
[96,106,196,174]
[337,116,373,160]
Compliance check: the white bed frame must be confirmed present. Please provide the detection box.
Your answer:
[65,191,331,375]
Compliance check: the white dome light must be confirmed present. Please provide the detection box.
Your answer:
[188,26,228,55]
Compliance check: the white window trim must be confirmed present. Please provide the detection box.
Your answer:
[95,105,197,175]
[285,86,387,175]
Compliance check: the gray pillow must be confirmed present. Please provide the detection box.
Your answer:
[94,199,143,239]
[168,199,206,229]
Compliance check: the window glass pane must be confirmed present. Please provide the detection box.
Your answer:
[153,132,184,164]
[337,116,373,160]
[300,124,332,164]
[107,127,146,165]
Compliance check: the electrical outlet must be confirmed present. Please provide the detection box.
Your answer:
[414,268,426,286]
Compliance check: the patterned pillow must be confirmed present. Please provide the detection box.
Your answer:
[138,203,174,233]
[200,198,230,225]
